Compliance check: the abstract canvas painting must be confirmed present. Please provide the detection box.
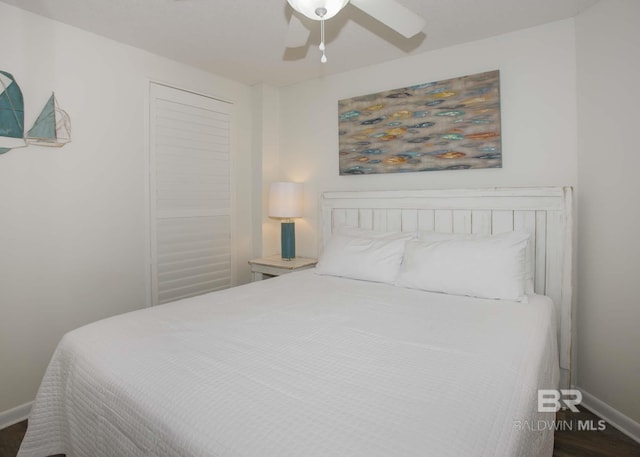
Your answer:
[338,70,501,175]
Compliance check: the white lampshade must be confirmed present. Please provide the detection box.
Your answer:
[287,0,350,20]
[269,182,304,218]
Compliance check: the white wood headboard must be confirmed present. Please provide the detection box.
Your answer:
[320,186,574,388]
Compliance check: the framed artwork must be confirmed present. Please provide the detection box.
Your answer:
[338,70,501,175]
[0,70,26,154]
[0,69,71,155]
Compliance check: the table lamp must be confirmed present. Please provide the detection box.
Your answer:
[269,182,303,260]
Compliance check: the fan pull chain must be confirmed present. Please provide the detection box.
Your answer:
[320,19,327,63]
[315,7,328,63]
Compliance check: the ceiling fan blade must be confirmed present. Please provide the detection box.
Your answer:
[285,14,311,48]
[350,0,426,38]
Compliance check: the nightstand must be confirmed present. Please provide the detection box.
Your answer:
[248,255,317,281]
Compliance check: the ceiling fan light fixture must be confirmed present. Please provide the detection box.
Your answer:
[287,0,350,20]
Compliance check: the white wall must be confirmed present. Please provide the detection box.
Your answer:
[277,20,578,258]
[0,3,255,415]
[576,0,640,426]
[251,84,281,257]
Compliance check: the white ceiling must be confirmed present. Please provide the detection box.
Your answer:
[2,0,598,87]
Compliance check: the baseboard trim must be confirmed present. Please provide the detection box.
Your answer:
[0,401,32,430]
[580,388,640,444]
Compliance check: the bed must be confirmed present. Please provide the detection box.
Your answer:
[18,186,573,457]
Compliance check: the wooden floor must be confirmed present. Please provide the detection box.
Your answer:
[1,407,639,457]
[553,408,640,457]
[0,421,26,457]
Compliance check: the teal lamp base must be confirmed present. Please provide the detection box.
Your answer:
[281,221,295,260]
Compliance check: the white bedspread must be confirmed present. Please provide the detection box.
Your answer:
[18,270,559,457]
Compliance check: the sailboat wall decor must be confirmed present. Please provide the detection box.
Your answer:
[25,93,71,147]
[0,70,27,154]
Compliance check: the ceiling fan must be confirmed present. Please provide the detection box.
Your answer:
[286,0,426,63]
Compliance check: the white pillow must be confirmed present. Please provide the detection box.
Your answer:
[419,230,535,294]
[396,231,530,301]
[316,230,413,284]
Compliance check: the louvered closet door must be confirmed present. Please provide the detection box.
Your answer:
[149,83,233,305]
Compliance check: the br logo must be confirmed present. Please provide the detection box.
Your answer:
[538,389,583,412]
